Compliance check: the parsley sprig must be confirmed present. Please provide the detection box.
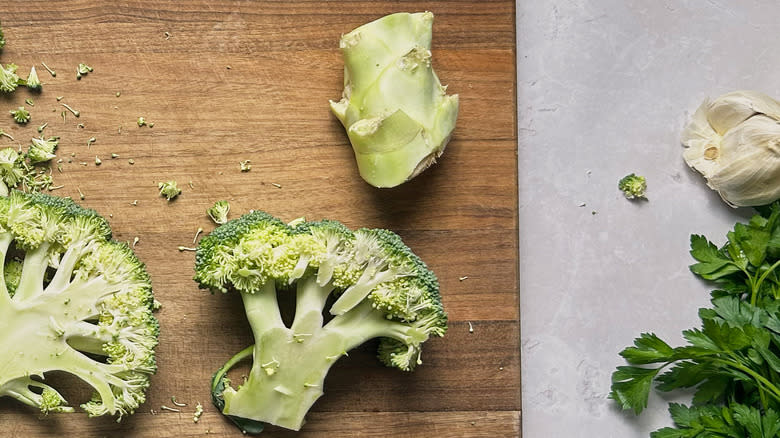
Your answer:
[611,203,780,437]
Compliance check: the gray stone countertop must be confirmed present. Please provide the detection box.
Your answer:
[517,1,780,436]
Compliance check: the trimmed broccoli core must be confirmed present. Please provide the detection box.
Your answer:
[329,12,459,188]
[0,191,158,418]
[196,211,446,432]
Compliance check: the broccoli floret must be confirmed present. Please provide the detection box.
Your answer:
[158,180,181,201]
[10,106,29,124]
[25,66,41,91]
[28,136,58,164]
[194,212,447,432]
[0,63,19,93]
[0,190,159,419]
[618,173,647,200]
[207,200,230,224]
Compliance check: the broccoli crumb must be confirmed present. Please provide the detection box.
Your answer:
[158,181,181,201]
[61,103,80,118]
[41,62,56,77]
[618,173,647,200]
[171,396,187,407]
[76,63,92,80]
[25,66,41,91]
[193,402,204,423]
[207,200,230,225]
[10,107,30,124]
[240,160,251,172]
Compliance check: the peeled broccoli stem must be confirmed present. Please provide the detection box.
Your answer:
[217,276,430,431]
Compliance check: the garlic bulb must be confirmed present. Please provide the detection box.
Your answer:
[681,90,780,207]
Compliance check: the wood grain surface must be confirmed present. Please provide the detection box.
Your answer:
[0,1,518,437]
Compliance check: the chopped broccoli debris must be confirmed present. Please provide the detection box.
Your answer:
[195,212,447,432]
[0,129,13,141]
[240,160,251,172]
[618,173,647,200]
[10,107,30,124]
[171,396,187,407]
[193,402,204,423]
[0,191,159,419]
[41,62,56,77]
[137,117,146,127]
[0,21,5,50]
[0,63,19,93]
[207,200,230,225]
[25,66,41,90]
[61,103,80,118]
[76,63,93,80]
[158,181,181,201]
[28,137,59,164]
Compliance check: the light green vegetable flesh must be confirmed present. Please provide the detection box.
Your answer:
[196,212,446,431]
[0,191,158,418]
[330,12,459,188]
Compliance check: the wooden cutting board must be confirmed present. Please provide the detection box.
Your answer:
[0,1,518,436]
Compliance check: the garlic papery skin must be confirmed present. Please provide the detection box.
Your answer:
[681,90,780,207]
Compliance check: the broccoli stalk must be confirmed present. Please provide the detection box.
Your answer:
[329,12,459,188]
[0,191,159,418]
[195,212,446,432]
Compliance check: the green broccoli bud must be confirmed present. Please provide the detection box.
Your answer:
[195,211,446,432]
[329,12,459,188]
[0,63,19,93]
[10,106,30,124]
[3,257,22,297]
[618,173,647,200]
[207,200,230,224]
[25,66,41,91]
[158,180,181,201]
[0,20,5,50]
[27,136,59,164]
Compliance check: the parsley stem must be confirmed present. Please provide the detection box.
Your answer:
[713,358,780,404]
[755,259,780,302]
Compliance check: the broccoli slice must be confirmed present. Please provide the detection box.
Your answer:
[0,190,159,419]
[194,211,447,432]
[0,63,19,93]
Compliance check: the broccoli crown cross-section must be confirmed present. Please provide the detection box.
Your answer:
[194,211,447,432]
[0,190,158,419]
